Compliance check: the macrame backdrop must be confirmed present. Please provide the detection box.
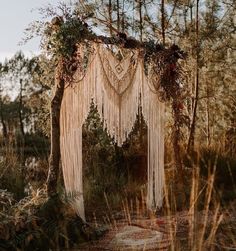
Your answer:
[60,44,164,220]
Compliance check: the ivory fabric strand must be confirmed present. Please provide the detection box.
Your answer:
[60,44,164,220]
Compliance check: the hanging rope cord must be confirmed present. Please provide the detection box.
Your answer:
[60,44,165,219]
[65,44,160,97]
[97,49,139,96]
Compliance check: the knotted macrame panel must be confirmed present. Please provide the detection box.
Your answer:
[142,73,165,209]
[95,46,141,146]
[60,44,165,220]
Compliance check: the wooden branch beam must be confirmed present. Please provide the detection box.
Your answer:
[47,16,186,200]
[47,59,65,196]
[86,33,186,59]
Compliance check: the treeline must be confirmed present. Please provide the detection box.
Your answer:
[0,0,235,154]
[74,0,236,154]
[0,52,53,154]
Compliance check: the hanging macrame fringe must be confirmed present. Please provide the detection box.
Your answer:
[60,44,164,220]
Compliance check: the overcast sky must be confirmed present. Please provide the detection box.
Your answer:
[0,0,61,62]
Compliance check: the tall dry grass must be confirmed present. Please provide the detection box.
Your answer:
[0,138,235,250]
[90,146,236,251]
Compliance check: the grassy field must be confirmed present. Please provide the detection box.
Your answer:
[0,142,235,250]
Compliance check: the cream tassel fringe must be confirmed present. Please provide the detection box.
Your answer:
[60,44,165,220]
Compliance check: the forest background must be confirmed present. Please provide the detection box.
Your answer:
[0,0,235,250]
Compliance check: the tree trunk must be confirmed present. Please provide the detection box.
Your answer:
[138,0,143,42]
[187,0,200,153]
[172,100,183,171]
[172,99,187,208]
[206,80,211,147]
[121,0,125,32]
[117,0,120,31]
[19,79,25,139]
[161,0,165,46]
[47,61,65,196]
[108,0,113,36]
